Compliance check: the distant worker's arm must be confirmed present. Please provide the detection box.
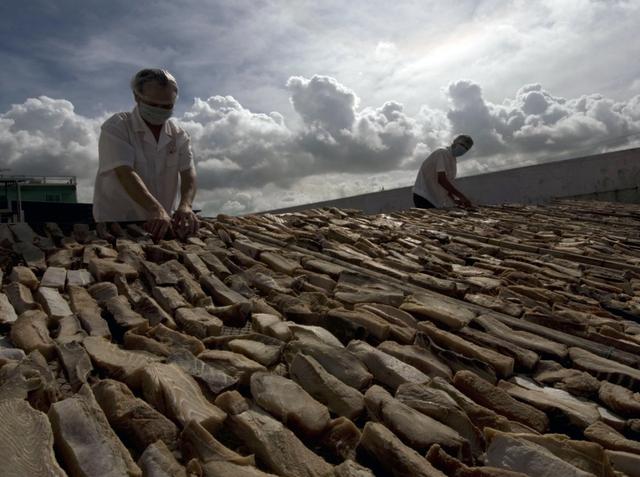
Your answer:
[437,172,472,207]
[173,167,199,238]
[114,165,172,241]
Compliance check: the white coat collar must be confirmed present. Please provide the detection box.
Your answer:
[132,106,174,150]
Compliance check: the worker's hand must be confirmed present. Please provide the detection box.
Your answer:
[459,197,473,208]
[453,196,473,208]
[172,205,199,240]
[144,207,173,242]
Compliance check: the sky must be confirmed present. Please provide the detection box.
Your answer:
[1,0,640,215]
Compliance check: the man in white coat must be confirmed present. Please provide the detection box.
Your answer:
[413,134,474,209]
[93,68,198,241]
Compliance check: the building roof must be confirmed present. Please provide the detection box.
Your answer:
[1,199,640,475]
[0,175,76,185]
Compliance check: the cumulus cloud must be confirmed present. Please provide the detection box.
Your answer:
[288,76,358,134]
[1,75,639,214]
[178,95,301,190]
[0,97,102,201]
[289,76,421,175]
[446,81,640,175]
[179,75,425,193]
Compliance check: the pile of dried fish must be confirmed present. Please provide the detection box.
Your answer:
[1,200,639,476]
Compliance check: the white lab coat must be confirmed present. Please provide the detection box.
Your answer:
[412,147,457,208]
[93,106,194,222]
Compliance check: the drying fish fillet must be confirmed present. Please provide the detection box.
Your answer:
[419,323,514,378]
[228,338,282,366]
[137,440,187,477]
[347,340,430,391]
[453,371,549,433]
[41,266,67,290]
[0,292,18,324]
[285,340,372,389]
[5,282,40,315]
[290,353,365,420]
[288,323,344,347]
[497,378,599,429]
[175,307,222,338]
[147,323,205,355]
[104,295,147,329]
[485,428,615,477]
[416,332,498,384]
[485,430,594,477]
[68,286,111,338]
[458,327,539,371]
[365,385,469,458]
[250,371,331,437]
[584,421,640,454]
[533,360,601,398]
[152,286,189,314]
[93,379,179,453]
[259,251,299,275]
[48,385,142,476]
[327,308,391,341]
[357,303,418,329]
[198,349,266,385]
[598,381,640,417]
[569,347,640,390]
[56,341,93,391]
[0,398,67,477]
[180,419,254,465]
[605,450,640,477]
[334,460,375,477]
[10,309,56,360]
[378,341,452,379]
[0,347,25,366]
[200,274,251,306]
[321,417,361,461]
[335,285,405,305]
[400,293,476,329]
[409,272,458,295]
[252,312,282,332]
[55,315,87,345]
[426,444,528,476]
[215,391,334,477]
[474,314,568,359]
[253,315,292,342]
[36,286,72,319]
[199,461,279,477]
[0,350,60,408]
[83,336,161,388]
[464,293,523,317]
[9,265,39,289]
[358,422,446,477]
[140,362,227,433]
[167,349,238,394]
[396,382,485,458]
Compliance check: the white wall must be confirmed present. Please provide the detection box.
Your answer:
[265,147,640,214]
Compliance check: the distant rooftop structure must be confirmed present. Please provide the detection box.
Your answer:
[0,175,77,185]
[0,175,78,223]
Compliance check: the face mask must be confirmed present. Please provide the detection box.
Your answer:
[451,144,468,157]
[138,101,173,125]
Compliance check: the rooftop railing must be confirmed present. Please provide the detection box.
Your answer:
[0,175,77,185]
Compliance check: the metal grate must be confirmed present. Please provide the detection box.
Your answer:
[220,321,253,336]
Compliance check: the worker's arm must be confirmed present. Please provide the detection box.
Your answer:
[437,172,472,207]
[114,165,172,240]
[173,167,199,238]
[178,167,197,210]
